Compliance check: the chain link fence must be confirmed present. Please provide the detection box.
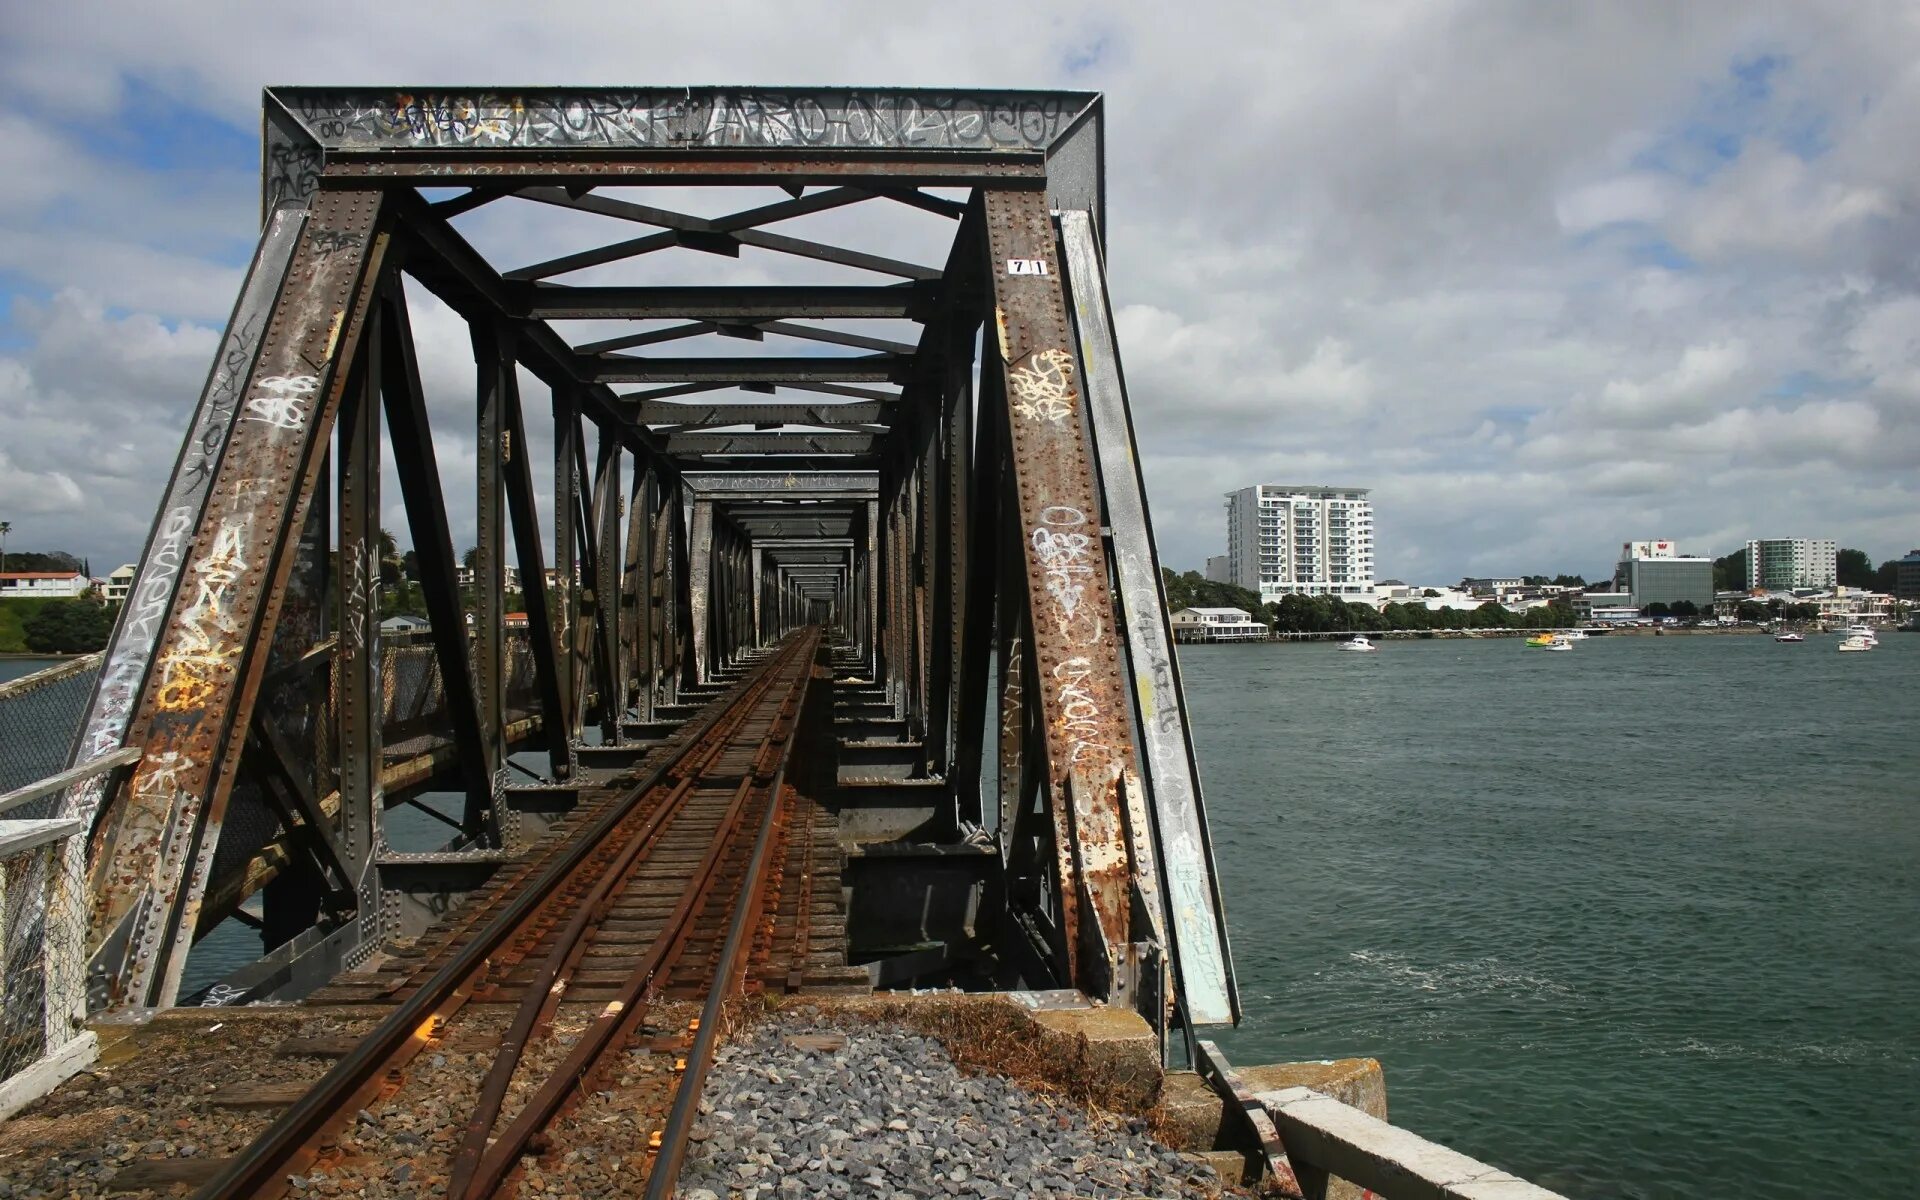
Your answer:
[0,655,103,807]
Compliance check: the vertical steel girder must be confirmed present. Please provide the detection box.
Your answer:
[335,300,385,963]
[982,188,1145,1007]
[86,190,390,1009]
[687,499,714,684]
[496,331,572,780]
[1058,210,1237,1026]
[381,282,499,843]
[551,389,580,748]
[589,429,621,738]
[472,322,508,782]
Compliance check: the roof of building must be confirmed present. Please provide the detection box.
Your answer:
[0,571,87,580]
[1180,607,1254,616]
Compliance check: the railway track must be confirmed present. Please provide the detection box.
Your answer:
[196,628,828,1199]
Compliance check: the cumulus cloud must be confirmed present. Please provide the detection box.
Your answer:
[0,1,1915,581]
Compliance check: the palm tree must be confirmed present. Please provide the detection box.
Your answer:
[0,520,10,574]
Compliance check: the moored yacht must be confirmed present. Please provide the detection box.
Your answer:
[1837,634,1874,653]
[1774,631,1804,643]
[1337,635,1379,652]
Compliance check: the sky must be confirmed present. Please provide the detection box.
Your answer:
[1,2,1916,584]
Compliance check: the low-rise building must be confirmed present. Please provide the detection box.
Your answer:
[104,564,138,603]
[1571,590,1637,623]
[1170,607,1268,642]
[0,571,93,599]
[380,614,429,635]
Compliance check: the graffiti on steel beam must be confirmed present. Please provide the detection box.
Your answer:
[1029,505,1101,645]
[153,515,253,712]
[279,89,1087,153]
[242,374,320,431]
[1050,656,1113,767]
[1008,349,1076,424]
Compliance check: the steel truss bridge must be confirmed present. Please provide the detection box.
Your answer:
[64,85,1238,1048]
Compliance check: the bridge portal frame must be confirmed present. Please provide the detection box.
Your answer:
[73,86,1236,1042]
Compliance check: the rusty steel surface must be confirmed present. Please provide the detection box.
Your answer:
[89,190,391,1011]
[983,187,1141,1001]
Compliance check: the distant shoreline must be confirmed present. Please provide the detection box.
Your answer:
[1200,625,1781,644]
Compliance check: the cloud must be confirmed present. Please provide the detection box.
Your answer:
[0,1,1916,583]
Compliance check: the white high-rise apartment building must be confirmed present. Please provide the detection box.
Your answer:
[1744,538,1836,590]
[1224,485,1375,600]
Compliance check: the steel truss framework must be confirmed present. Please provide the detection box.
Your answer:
[71,86,1238,1040]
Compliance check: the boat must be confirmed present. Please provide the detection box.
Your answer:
[1558,629,1588,640]
[1837,634,1874,653]
[1774,632,1804,643]
[1337,635,1378,652]
[1838,624,1878,645]
[1525,633,1556,647]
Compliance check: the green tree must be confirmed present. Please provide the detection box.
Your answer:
[1645,602,1672,618]
[1670,600,1699,618]
[1874,559,1898,593]
[1736,600,1765,622]
[22,599,114,653]
[1836,548,1875,588]
[1712,548,1749,592]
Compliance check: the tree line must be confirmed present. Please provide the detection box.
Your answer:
[1160,569,1577,633]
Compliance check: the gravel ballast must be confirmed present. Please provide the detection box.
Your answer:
[678,1009,1229,1200]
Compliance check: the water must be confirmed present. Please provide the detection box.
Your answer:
[0,657,63,683]
[1189,632,1919,1199]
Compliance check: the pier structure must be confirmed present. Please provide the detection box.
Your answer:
[0,87,1568,1199]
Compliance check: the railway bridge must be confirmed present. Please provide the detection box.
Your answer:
[0,85,1576,1200]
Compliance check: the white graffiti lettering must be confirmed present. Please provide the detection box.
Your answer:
[1008,348,1076,423]
[1030,504,1094,629]
[243,374,319,430]
[154,517,252,712]
[1051,656,1110,765]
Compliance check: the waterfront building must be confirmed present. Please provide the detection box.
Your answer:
[1223,484,1375,601]
[0,571,92,599]
[1615,541,1713,611]
[104,564,137,603]
[1170,607,1269,642]
[1571,590,1637,623]
[1204,555,1231,583]
[1896,549,1920,600]
[1744,538,1836,590]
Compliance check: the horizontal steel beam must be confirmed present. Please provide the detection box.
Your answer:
[590,355,906,384]
[271,88,1098,154]
[667,433,875,455]
[529,284,935,321]
[684,471,877,493]
[321,155,1047,189]
[666,454,881,471]
[634,401,891,426]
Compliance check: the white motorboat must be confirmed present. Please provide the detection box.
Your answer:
[1774,632,1804,643]
[1838,625,1878,645]
[1540,637,1573,652]
[1337,635,1378,652]
[1837,634,1874,653]
[1558,629,1588,640]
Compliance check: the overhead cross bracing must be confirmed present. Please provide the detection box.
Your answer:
[68,86,1238,1055]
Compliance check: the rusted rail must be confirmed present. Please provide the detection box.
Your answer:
[196,628,822,1199]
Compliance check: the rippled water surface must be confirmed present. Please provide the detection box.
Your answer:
[1191,632,1919,1199]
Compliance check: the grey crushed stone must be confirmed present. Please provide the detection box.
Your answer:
[678,1009,1227,1200]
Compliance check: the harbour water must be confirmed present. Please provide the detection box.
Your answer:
[24,637,1919,1195]
[1193,632,1918,1199]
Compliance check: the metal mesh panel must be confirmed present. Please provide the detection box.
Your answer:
[0,822,88,1086]
[0,655,103,804]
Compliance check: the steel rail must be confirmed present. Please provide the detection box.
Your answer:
[194,631,816,1200]
[645,774,803,1199]
[456,630,816,1198]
